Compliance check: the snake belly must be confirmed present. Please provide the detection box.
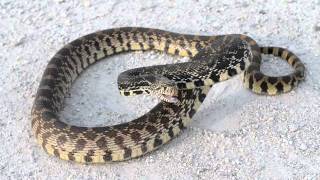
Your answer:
[31,27,305,163]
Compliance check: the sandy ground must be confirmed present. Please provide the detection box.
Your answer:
[1,0,320,179]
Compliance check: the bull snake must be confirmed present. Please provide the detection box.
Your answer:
[31,27,305,163]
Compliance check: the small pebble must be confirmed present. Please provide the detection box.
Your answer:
[299,143,308,151]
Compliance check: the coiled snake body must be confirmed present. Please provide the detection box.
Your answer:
[31,27,305,163]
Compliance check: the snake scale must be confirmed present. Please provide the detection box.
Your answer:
[31,27,305,163]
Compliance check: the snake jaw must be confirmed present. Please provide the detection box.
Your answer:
[151,86,179,103]
[161,94,179,103]
[153,93,179,103]
[145,76,180,103]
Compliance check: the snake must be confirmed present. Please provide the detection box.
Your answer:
[31,27,305,163]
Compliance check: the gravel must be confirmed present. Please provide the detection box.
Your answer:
[0,0,319,179]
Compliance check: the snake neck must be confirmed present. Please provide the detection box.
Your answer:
[118,35,255,99]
